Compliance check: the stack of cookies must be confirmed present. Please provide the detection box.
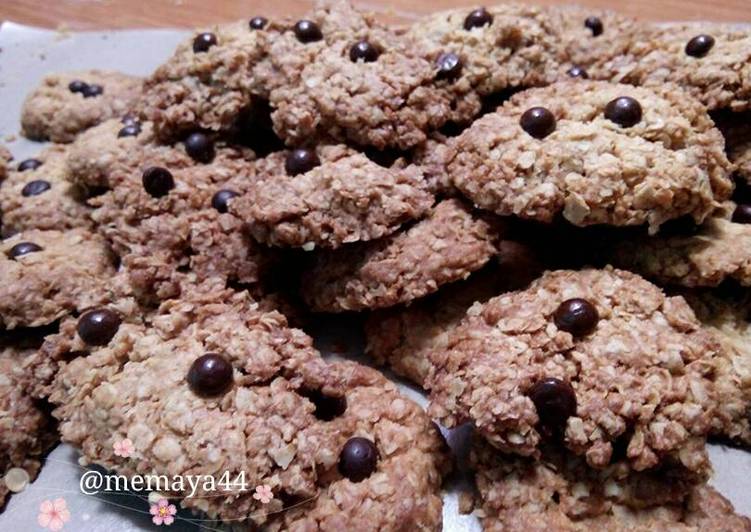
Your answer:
[2,1,751,529]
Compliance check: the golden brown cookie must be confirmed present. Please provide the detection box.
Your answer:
[447,81,732,232]
[428,268,724,475]
[21,70,141,143]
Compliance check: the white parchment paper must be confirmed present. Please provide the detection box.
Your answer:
[0,21,747,532]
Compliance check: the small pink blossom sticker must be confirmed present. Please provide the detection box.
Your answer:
[253,484,274,504]
[37,498,71,531]
[113,438,135,458]
[150,498,177,526]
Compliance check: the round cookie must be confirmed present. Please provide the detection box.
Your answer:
[597,23,751,112]
[0,329,58,509]
[610,215,751,287]
[0,144,93,237]
[269,362,449,531]
[549,5,645,79]
[447,80,732,232]
[256,0,355,94]
[0,228,118,329]
[470,439,751,532]
[301,198,500,312]
[427,267,724,475]
[37,284,320,527]
[364,241,543,387]
[230,151,433,249]
[139,20,271,140]
[406,4,565,98]
[65,118,194,189]
[264,0,480,150]
[21,70,142,143]
[89,143,273,302]
[36,284,449,530]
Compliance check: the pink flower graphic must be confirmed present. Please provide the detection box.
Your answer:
[113,438,135,458]
[253,484,274,504]
[37,498,71,531]
[150,498,177,526]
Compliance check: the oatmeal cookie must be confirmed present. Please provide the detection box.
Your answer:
[301,198,500,312]
[37,284,448,529]
[406,4,565,99]
[364,266,504,387]
[447,81,732,231]
[549,6,645,78]
[139,20,272,140]
[610,216,751,287]
[89,143,272,302]
[364,240,543,386]
[471,439,751,532]
[427,268,723,475]
[231,152,433,249]
[598,24,751,112]
[681,289,751,447]
[0,145,93,237]
[65,118,194,189]
[269,361,449,531]
[0,329,58,508]
[21,70,142,143]
[267,0,480,150]
[37,284,320,527]
[0,228,118,329]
